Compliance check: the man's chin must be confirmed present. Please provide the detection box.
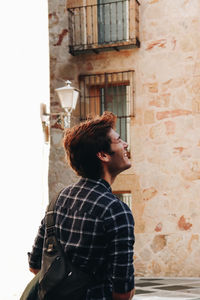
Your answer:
[126,158,132,168]
[121,161,132,172]
[126,162,132,170]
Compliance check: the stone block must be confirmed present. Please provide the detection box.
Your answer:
[149,123,166,143]
[149,93,170,107]
[178,215,192,231]
[156,109,191,120]
[144,110,155,124]
[165,120,175,135]
[147,82,158,93]
[142,187,157,201]
[181,161,200,181]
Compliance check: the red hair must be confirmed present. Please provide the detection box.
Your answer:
[63,112,117,179]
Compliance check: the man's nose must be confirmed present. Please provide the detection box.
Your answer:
[123,140,128,148]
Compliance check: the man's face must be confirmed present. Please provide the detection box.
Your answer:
[106,128,131,176]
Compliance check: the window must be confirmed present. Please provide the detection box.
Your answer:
[114,192,133,209]
[79,71,134,144]
[68,0,140,55]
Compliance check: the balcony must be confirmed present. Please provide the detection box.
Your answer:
[67,0,140,55]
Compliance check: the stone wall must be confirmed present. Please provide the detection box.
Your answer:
[48,0,200,277]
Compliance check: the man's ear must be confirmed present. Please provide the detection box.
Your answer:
[97,151,110,162]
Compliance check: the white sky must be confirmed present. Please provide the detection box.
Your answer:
[0,1,50,298]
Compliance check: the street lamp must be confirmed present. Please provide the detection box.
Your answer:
[55,80,79,128]
[40,80,79,143]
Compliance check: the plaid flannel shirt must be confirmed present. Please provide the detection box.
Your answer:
[29,178,135,300]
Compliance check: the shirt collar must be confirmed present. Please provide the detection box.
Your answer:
[78,177,112,192]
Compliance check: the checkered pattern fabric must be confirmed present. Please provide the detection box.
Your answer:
[29,178,135,300]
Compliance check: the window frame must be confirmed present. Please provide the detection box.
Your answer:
[79,70,134,118]
[79,70,134,153]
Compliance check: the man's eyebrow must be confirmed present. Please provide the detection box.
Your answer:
[111,135,120,143]
[112,135,120,142]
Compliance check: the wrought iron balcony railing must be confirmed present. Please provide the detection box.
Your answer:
[68,0,140,55]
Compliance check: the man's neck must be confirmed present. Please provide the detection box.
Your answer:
[102,172,116,186]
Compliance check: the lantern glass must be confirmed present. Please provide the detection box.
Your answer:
[55,81,79,112]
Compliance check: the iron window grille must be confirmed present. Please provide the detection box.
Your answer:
[68,0,140,55]
[114,192,133,209]
[79,70,134,145]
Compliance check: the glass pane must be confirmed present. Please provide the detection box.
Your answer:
[98,0,128,44]
[100,85,128,141]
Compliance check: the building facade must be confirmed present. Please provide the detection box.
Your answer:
[48,0,200,277]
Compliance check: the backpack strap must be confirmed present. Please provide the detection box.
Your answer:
[44,189,101,283]
[45,190,63,238]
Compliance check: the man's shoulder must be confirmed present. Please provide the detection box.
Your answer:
[56,179,133,218]
[56,178,112,208]
[96,191,133,220]
[104,193,132,213]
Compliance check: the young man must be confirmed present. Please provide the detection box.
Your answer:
[29,112,135,300]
